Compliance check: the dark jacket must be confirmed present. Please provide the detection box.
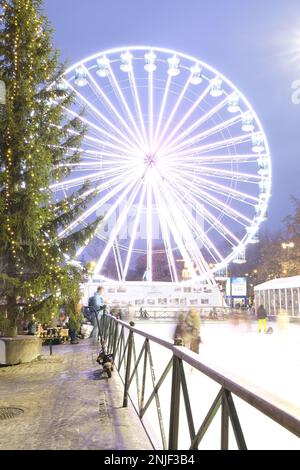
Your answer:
[257,306,267,319]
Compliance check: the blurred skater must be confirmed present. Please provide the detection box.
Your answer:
[257,304,267,333]
[184,309,202,353]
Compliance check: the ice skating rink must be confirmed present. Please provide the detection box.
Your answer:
[127,319,300,450]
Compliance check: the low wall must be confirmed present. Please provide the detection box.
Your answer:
[0,336,42,365]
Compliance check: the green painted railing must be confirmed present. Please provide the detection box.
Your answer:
[93,311,300,450]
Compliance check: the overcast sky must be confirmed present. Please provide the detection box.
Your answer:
[44,0,300,232]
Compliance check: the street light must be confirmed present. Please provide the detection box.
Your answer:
[281,242,295,276]
[281,242,295,250]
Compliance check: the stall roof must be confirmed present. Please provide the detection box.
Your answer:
[254,276,300,291]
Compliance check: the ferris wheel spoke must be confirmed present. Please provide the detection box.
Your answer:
[161,132,258,160]
[62,105,140,156]
[152,175,196,277]
[158,173,200,276]
[152,177,178,282]
[123,182,147,280]
[192,172,259,185]
[188,177,257,206]
[185,182,250,228]
[76,182,139,265]
[162,153,263,166]
[64,128,128,154]
[62,78,140,154]
[170,193,234,270]
[58,168,139,237]
[160,94,230,156]
[157,175,210,277]
[161,174,228,260]
[128,62,149,151]
[146,176,153,281]
[157,83,211,155]
[50,171,103,191]
[51,162,135,192]
[188,173,259,203]
[112,241,124,282]
[81,132,141,156]
[169,164,261,183]
[82,65,145,152]
[53,125,123,155]
[60,147,138,165]
[162,110,242,156]
[61,160,136,171]
[163,171,240,246]
[161,163,260,204]
[161,178,223,263]
[153,74,172,150]
[94,177,145,274]
[148,69,154,153]
[186,181,251,226]
[107,62,146,149]
[153,75,192,154]
[98,174,142,232]
[62,148,137,163]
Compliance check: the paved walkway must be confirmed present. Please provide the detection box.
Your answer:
[0,340,152,450]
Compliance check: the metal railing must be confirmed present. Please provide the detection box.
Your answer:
[96,312,300,450]
[130,306,231,320]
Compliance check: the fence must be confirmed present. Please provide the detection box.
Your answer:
[96,312,300,450]
[131,305,231,321]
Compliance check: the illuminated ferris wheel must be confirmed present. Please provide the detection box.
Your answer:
[51,46,271,282]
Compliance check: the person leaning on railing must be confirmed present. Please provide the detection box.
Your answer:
[89,286,106,343]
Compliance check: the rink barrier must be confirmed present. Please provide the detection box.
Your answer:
[133,305,232,320]
[95,311,300,450]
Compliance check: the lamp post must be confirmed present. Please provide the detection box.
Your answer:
[281,241,294,256]
[281,242,294,275]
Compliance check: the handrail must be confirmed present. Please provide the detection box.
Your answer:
[97,312,300,449]
[173,346,300,438]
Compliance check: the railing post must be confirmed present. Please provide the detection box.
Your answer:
[112,320,119,359]
[107,317,113,353]
[123,329,134,407]
[221,389,229,450]
[168,355,181,450]
[103,314,109,342]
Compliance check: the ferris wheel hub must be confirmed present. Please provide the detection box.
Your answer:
[144,153,157,167]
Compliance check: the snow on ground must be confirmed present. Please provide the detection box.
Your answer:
[124,319,300,450]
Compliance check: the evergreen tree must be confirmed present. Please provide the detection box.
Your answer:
[0,0,101,328]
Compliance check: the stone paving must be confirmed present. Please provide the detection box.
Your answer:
[0,340,152,450]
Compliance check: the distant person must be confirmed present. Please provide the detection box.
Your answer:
[27,315,37,335]
[185,309,202,353]
[110,307,122,320]
[89,286,105,342]
[257,304,267,333]
[142,268,150,281]
[174,313,186,345]
[68,304,84,345]
[139,306,149,319]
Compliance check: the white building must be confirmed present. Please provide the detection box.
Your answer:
[254,276,300,317]
[81,280,227,317]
